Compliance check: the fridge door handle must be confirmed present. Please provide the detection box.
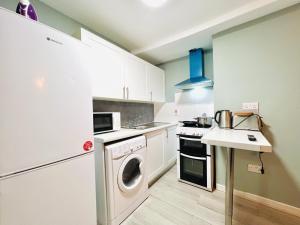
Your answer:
[123,86,126,99]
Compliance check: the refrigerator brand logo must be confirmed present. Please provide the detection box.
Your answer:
[46,37,63,45]
[83,141,93,151]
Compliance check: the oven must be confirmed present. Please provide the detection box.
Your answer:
[177,134,214,191]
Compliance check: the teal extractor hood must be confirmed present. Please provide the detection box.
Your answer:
[175,48,213,90]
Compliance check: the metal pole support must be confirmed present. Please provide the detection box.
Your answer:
[225,148,235,225]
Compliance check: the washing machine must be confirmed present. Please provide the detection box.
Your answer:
[105,135,149,225]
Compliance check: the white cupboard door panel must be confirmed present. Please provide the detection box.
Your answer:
[125,57,147,101]
[146,130,165,183]
[85,41,125,99]
[0,10,93,176]
[147,65,165,102]
[164,126,177,166]
[0,153,97,225]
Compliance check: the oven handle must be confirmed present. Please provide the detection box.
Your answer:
[179,137,202,142]
[180,153,206,160]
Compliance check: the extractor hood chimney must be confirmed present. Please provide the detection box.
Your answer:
[175,48,213,90]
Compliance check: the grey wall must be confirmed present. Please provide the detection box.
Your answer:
[213,4,300,207]
[93,100,154,128]
[159,50,213,103]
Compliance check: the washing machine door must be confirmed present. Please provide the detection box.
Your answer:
[118,154,145,194]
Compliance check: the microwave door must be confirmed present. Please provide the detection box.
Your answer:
[93,114,113,133]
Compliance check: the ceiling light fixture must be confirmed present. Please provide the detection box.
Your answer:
[141,0,168,8]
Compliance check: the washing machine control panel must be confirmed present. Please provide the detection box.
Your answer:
[109,136,146,159]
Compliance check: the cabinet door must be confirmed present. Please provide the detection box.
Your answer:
[83,39,125,99]
[146,130,165,183]
[87,43,125,99]
[164,126,177,167]
[147,64,165,102]
[124,56,148,101]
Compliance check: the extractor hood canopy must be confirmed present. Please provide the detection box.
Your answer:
[175,48,213,90]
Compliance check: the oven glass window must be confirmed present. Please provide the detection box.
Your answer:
[93,114,113,133]
[180,137,207,157]
[184,157,204,177]
[180,155,207,187]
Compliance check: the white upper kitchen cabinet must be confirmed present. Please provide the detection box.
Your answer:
[124,56,148,101]
[147,64,165,102]
[81,30,125,99]
[81,29,165,103]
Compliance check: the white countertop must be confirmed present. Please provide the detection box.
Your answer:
[94,122,178,143]
[201,127,272,152]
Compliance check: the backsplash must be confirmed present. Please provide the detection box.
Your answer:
[93,100,154,128]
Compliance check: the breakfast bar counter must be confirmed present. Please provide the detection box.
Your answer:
[201,127,272,225]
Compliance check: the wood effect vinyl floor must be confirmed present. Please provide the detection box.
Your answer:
[121,166,300,225]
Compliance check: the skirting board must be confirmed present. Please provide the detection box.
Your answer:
[216,184,300,218]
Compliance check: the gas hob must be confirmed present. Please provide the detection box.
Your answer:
[176,127,212,136]
[177,121,213,136]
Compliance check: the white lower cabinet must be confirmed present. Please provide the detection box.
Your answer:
[164,126,177,167]
[146,125,177,184]
[146,129,165,183]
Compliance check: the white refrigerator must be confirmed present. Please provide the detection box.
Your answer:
[0,8,97,225]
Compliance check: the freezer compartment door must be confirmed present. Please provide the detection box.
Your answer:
[0,153,97,225]
[0,10,93,176]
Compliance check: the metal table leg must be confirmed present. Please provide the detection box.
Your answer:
[225,148,235,225]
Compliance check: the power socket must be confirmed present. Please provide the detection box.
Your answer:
[248,164,262,174]
[242,102,259,113]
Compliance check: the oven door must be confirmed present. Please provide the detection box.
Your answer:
[180,153,207,187]
[179,135,207,157]
[93,113,113,134]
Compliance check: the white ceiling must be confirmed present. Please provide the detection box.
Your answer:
[41,0,299,64]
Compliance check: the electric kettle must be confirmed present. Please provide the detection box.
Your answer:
[214,110,232,129]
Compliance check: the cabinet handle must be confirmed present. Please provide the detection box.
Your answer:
[123,86,126,99]
[180,153,206,161]
[150,91,153,101]
[126,87,129,99]
[180,137,202,142]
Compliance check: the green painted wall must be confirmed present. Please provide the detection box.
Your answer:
[213,4,300,207]
[0,0,90,37]
[159,50,213,103]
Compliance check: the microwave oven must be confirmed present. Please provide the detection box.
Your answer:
[93,112,121,134]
